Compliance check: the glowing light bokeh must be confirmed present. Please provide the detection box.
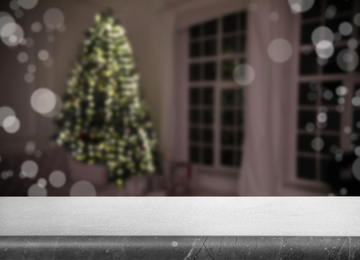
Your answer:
[28,184,47,196]
[49,170,66,188]
[30,88,57,115]
[233,64,255,86]
[267,38,293,63]
[3,115,20,133]
[70,181,96,196]
[18,0,38,10]
[43,8,65,30]
[21,160,38,179]
[288,0,315,14]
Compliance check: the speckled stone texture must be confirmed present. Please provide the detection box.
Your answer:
[0,236,359,259]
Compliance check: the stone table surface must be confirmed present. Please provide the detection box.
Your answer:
[0,197,360,259]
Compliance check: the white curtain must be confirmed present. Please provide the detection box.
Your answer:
[238,0,294,195]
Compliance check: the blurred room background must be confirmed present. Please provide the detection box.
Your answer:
[1,0,360,196]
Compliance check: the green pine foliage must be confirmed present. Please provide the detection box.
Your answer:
[54,12,157,187]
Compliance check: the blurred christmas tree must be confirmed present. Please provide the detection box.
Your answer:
[54,11,157,187]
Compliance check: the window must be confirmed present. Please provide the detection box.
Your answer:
[188,11,247,169]
[296,0,360,182]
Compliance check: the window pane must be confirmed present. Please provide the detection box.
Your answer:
[203,87,214,105]
[190,42,201,58]
[203,146,213,165]
[297,156,316,180]
[239,11,247,31]
[301,0,322,19]
[298,134,316,153]
[189,146,200,163]
[298,110,316,130]
[237,109,243,126]
[202,109,214,125]
[221,149,235,166]
[222,110,235,126]
[321,81,341,106]
[204,39,217,56]
[298,82,318,106]
[223,13,238,33]
[239,34,246,53]
[237,89,244,106]
[221,130,235,145]
[323,48,347,74]
[300,51,319,75]
[189,127,200,142]
[204,62,216,80]
[324,111,341,131]
[353,110,360,131]
[320,158,338,183]
[222,89,236,106]
[189,63,201,81]
[189,109,200,124]
[190,25,201,39]
[326,0,353,14]
[222,60,236,80]
[189,88,200,106]
[222,36,237,54]
[203,128,213,143]
[322,135,340,155]
[237,130,243,146]
[203,19,217,36]
[301,22,321,45]
[325,16,352,41]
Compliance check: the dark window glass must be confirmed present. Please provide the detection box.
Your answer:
[189,88,200,105]
[239,34,246,52]
[322,135,340,155]
[222,110,235,126]
[222,60,237,80]
[298,134,316,153]
[189,63,201,81]
[237,109,243,126]
[203,19,217,36]
[321,81,341,106]
[302,0,322,19]
[203,87,214,105]
[204,39,217,56]
[301,22,321,45]
[190,42,201,58]
[222,36,237,54]
[204,62,216,80]
[298,110,316,129]
[203,146,213,165]
[300,51,319,75]
[189,146,200,163]
[239,11,247,31]
[299,82,318,106]
[326,0,353,14]
[324,111,341,131]
[189,127,200,142]
[203,109,214,125]
[320,158,337,183]
[190,25,201,39]
[354,110,360,131]
[323,48,347,74]
[221,149,234,166]
[221,130,235,145]
[325,16,352,40]
[223,13,238,33]
[297,156,316,180]
[189,109,200,124]
[203,128,213,143]
[237,89,244,106]
[222,89,236,106]
[237,131,243,146]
